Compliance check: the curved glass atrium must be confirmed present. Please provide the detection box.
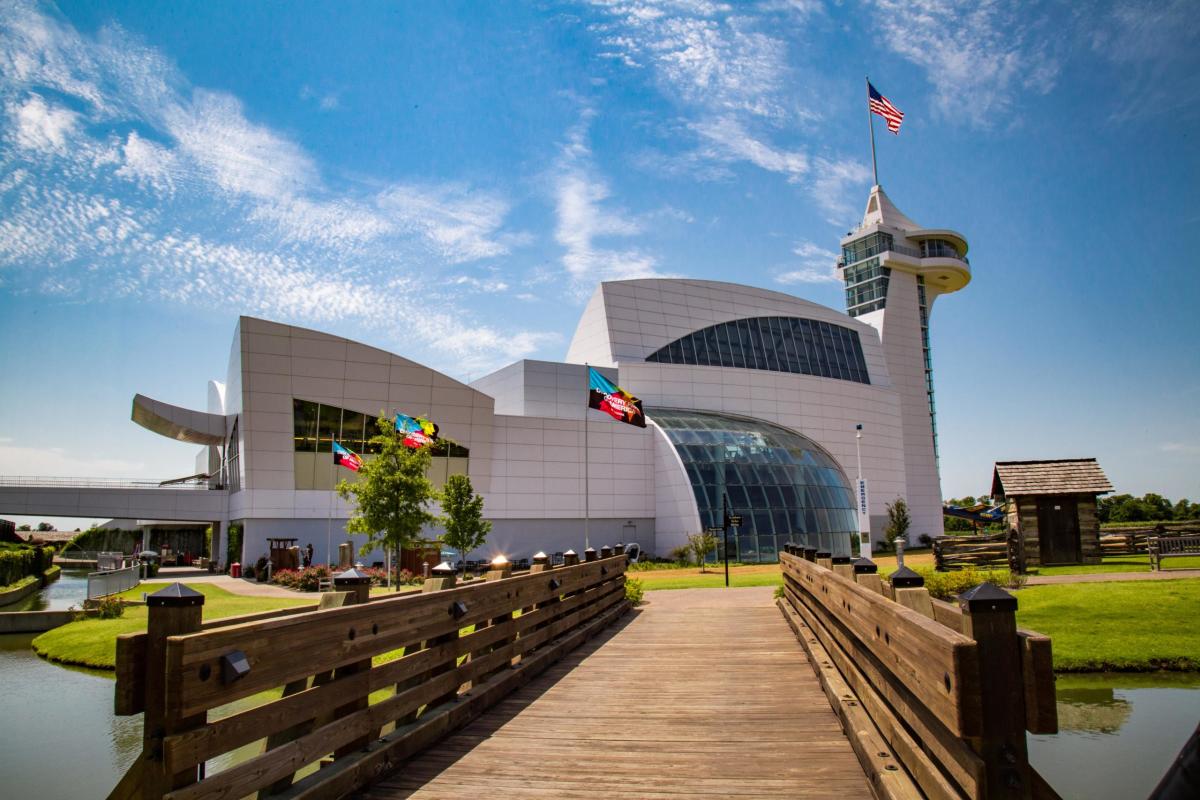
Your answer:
[651,409,857,561]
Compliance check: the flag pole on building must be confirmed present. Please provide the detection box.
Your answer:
[866,76,879,186]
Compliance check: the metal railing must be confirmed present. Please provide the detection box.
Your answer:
[0,475,215,490]
[87,564,142,600]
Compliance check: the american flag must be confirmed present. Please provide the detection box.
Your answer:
[868,82,904,134]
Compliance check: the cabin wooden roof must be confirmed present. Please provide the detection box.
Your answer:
[992,458,1113,497]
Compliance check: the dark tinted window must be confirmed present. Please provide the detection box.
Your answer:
[645,316,870,384]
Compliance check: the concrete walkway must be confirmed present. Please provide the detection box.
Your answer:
[153,568,304,598]
[1026,569,1200,585]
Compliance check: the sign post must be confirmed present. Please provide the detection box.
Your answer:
[722,493,743,588]
[857,477,871,559]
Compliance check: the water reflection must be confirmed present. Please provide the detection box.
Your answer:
[1,568,90,611]
[1029,673,1200,800]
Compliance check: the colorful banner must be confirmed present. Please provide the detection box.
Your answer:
[333,441,364,472]
[395,412,439,449]
[587,367,646,428]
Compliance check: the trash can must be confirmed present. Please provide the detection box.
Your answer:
[230,561,241,578]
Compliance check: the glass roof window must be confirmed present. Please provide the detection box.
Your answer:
[644,316,870,384]
[651,409,857,561]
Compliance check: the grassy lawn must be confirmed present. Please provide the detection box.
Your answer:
[636,563,784,590]
[1016,579,1200,671]
[32,583,309,671]
[1031,554,1200,576]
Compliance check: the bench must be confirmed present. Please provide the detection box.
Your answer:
[1149,534,1200,570]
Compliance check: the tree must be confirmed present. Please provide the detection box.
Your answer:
[17,524,31,531]
[686,531,719,572]
[36,522,54,531]
[885,498,912,550]
[338,415,440,589]
[440,472,491,573]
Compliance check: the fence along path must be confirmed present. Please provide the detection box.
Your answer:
[355,586,873,800]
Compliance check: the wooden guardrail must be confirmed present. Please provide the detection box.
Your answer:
[107,549,629,800]
[777,547,1058,800]
[1101,523,1200,557]
[933,531,1016,572]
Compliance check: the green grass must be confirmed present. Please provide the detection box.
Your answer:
[0,573,39,595]
[639,567,784,591]
[1015,579,1200,671]
[1030,554,1200,575]
[32,583,309,671]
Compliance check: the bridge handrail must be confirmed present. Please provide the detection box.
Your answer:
[87,564,142,599]
[108,552,630,800]
[0,475,214,490]
[777,549,1059,800]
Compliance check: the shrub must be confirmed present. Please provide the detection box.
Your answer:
[624,577,645,606]
[669,545,691,564]
[0,545,54,586]
[773,585,785,600]
[918,534,933,547]
[913,566,1024,600]
[272,565,332,592]
[885,498,912,549]
[94,596,124,619]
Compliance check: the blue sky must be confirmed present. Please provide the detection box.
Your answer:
[1,0,1197,528]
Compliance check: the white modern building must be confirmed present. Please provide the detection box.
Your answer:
[0,186,970,566]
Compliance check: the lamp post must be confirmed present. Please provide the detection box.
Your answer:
[856,423,871,559]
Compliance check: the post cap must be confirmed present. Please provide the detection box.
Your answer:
[532,551,549,563]
[334,567,372,585]
[889,565,924,588]
[431,561,457,576]
[816,550,832,559]
[831,555,851,565]
[958,582,1018,612]
[563,549,577,557]
[852,557,878,574]
[147,582,205,607]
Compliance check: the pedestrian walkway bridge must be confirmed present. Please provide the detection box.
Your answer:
[108,550,1061,800]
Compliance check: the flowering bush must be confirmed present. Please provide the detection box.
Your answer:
[271,565,331,592]
[361,567,422,587]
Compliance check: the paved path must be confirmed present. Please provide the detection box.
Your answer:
[1026,569,1200,585]
[356,586,872,800]
[154,568,304,598]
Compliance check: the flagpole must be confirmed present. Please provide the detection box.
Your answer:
[583,365,591,552]
[866,76,879,186]
[326,448,334,568]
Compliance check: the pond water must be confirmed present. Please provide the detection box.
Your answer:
[1029,673,1200,799]
[1,568,90,611]
[0,633,141,798]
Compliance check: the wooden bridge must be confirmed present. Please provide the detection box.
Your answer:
[109,548,1060,800]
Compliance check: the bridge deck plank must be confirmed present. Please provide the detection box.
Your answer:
[353,586,873,799]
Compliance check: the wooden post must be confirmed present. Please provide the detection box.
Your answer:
[486,555,513,581]
[563,549,580,567]
[600,545,613,559]
[852,557,884,594]
[583,547,597,562]
[889,565,935,619]
[328,568,374,758]
[143,583,205,799]
[960,583,1031,800]
[832,555,854,580]
[802,547,817,562]
[816,550,832,570]
[530,551,550,573]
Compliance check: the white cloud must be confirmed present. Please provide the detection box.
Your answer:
[9,93,78,152]
[691,115,807,181]
[553,113,665,285]
[376,184,520,263]
[867,0,1060,128]
[0,2,548,373]
[775,238,840,284]
[114,130,177,194]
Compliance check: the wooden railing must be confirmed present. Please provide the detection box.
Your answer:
[108,551,630,800]
[933,531,1016,572]
[777,547,1058,800]
[1101,523,1200,556]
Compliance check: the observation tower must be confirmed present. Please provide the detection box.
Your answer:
[839,185,970,539]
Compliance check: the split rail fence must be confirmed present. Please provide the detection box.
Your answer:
[932,532,1016,572]
[106,549,629,800]
[777,547,1059,800]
